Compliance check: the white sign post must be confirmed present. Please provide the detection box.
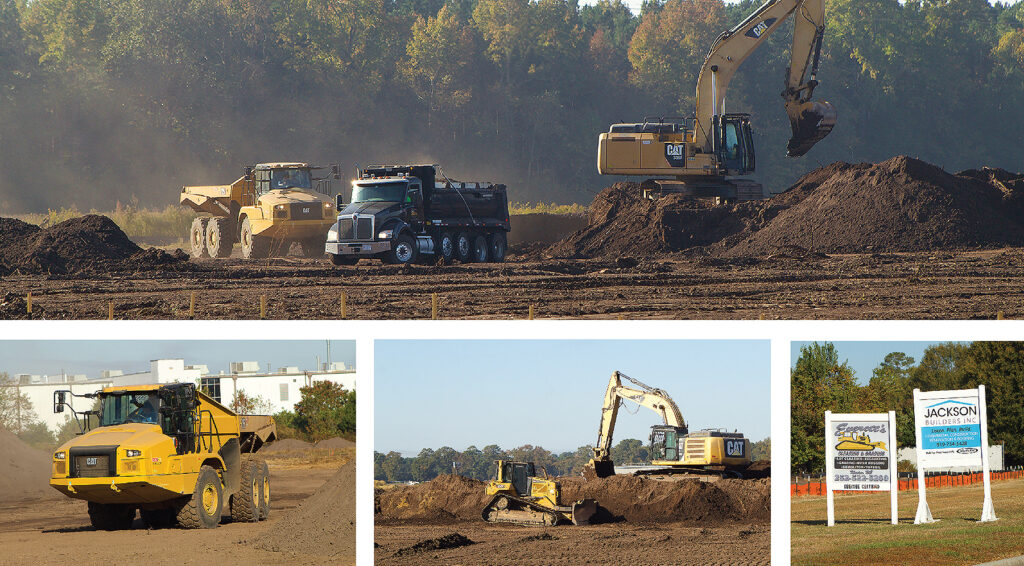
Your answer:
[913,386,996,524]
[825,410,898,526]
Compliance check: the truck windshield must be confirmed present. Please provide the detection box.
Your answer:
[99,393,160,426]
[270,168,312,190]
[351,181,408,203]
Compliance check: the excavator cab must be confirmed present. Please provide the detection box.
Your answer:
[650,425,689,461]
[716,114,756,176]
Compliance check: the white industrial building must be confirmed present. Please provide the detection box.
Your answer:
[4,358,356,433]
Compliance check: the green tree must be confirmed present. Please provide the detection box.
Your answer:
[791,342,858,473]
[401,5,475,129]
[230,389,274,415]
[862,352,915,447]
[293,381,356,441]
[958,342,1024,465]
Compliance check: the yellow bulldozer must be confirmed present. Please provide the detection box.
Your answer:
[180,162,339,259]
[50,382,276,530]
[481,460,597,526]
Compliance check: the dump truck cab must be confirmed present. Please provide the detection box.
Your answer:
[50,383,276,530]
[180,161,339,259]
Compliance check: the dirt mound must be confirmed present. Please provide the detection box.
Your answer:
[260,438,313,454]
[0,428,58,502]
[394,533,475,556]
[550,157,1024,258]
[314,437,356,451]
[558,476,770,524]
[375,474,491,522]
[375,473,769,525]
[256,460,355,557]
[0,215,192,276]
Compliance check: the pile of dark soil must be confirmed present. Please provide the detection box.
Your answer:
[0,428,59,502]
[256,460,355,557]
[558,476,770,524]
[260,438,314,455]
[375,473,769,525]
[0,214,189,276]
[550,157,1024,258]
[394,533,475,556]
[375,474,491,522]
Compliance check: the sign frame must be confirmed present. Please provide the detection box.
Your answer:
[825,410,898,527]
[913,386,996,524]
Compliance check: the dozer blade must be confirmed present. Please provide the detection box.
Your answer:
[583,458,615,480]
[786,100,836,157]
[570,499,598,526]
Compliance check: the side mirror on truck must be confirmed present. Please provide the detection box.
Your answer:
[336,193,346,211]
[54,390,67,413]
[331,164,341,180]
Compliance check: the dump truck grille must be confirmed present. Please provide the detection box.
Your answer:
[356,216,374,240]
[338,217,355,240]
[290,203,323,221]
[74,455,113,478]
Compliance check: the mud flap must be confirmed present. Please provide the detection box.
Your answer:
[571,499,598,526]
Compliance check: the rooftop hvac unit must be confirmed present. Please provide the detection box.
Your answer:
[230,361,260,374]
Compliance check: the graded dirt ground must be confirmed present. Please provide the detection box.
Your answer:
[791,479,1024,566]
[5,248,1024,319]
[375,473,770,565]
[0,442,355,566]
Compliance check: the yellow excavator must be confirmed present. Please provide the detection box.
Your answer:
[482,460,597,526]
[597,0,836,200]
[585,371,751,479]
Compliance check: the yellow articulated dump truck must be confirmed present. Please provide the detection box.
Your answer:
[180,162,339,259]
[50,382,277,530]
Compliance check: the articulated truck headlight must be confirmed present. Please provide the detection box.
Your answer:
[125,449,142,458]
[324,202,333,210]
[54,451,66,460]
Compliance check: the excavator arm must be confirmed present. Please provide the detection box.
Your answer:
[694,0,835,157]
[586,371,686,479]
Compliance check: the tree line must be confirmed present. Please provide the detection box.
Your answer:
[374,436,769,482]
[0,0,1021,213]
[792,342,1024,474]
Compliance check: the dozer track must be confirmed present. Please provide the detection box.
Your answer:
[482,494,597,527]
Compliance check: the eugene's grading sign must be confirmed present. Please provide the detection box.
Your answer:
[915,389,983,468]
[830,420,892,490]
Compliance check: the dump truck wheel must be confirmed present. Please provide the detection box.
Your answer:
[258,459,271,520]
[455,233,473,263]
[489,232,507,263]
[240,218,269,259]
[190,218,210,258]
[386,234,418,264]
[472,235,489,263]
[177,465,223,529]
[88,502,136,531]
[140,507,177,529]
[437,232,455,263]
[206,217,233,258]
[300,238,325,258]
[230,455,260,523]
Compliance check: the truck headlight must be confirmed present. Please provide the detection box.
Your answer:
[378,229,394,240]
[125,449,142,458]
[54,451,66,460]
[327,225,339,242]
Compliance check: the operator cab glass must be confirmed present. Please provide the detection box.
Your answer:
[100,392,160,426]
[351,180,409,203]
[270,168,312,190]
[719,115,755,174]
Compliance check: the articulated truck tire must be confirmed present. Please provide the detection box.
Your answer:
[190,218,210,258]
[177,465,223,529]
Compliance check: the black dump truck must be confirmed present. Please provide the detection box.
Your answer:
[325,164,510,265]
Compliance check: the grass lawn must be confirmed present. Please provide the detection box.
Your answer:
[791,479,1024,565]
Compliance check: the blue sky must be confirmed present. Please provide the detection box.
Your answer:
[0,340,356,378]
[790,341,959,385]
[375,340,770,455]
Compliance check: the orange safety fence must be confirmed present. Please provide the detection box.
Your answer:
[791,469,1024,496]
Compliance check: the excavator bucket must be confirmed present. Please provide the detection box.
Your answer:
[583,458,615,480]
[570,499,598,526]
[786,100,837,157]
